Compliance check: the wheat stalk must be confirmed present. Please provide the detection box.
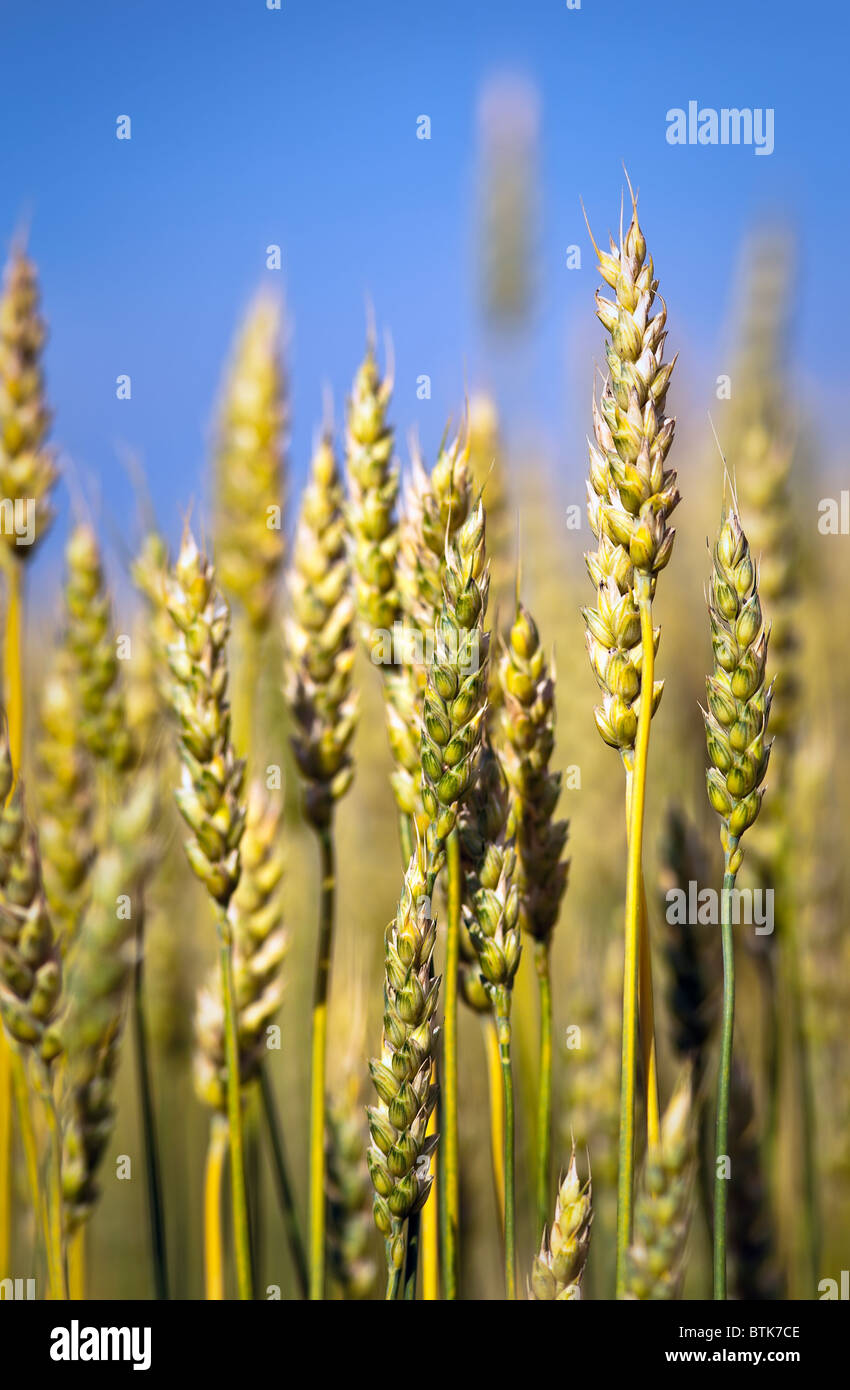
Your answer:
[164,528,251,1299]
[0,243,57,1276]
[583,185,678,1292]
[498,600,569,1238]
[286,421,358,1299]
[703,501,772,1299]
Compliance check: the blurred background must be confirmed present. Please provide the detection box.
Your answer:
[1,0,847,1300]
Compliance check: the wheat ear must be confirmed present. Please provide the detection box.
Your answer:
[165,528,251,1299]
[0,244,57,1275]
[624,1069,694,1299]
[530,1148,592,1300]
[703,503,772,1299]
[583,187,678,1291]
[286,421,358,1299]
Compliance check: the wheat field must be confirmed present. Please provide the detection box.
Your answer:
[0,5,846,1312]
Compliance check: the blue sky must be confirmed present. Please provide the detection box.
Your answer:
[1,0,843,570]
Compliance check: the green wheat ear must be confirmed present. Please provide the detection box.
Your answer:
[0,245,57,558]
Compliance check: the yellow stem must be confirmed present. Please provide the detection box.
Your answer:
[483,1015,505,1235]
[308,826,335,1300]
[421,1092,439,1299]
[204,1116,228,1300]
[623,769,660,1150]
[0,555,24,1275]
[615,573,655,1298]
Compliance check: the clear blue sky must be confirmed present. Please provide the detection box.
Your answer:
[1,0,843,570]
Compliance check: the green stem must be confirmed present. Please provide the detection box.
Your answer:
[259,1065,309,1299]
[616,572,654,1298]
[534,941,552,1241]
[495,998,516,1299]
[217,910,253,1300]
[781,892,821,1295]
[132,945,169,1300]
[439,828,461,1300]
[385,1226,404,1301]
[309,824,336,1300]
[713,856,737,1300]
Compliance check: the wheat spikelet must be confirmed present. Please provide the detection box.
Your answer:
[286,427,357,829]
[530,1149,592,1300]
[193,780,286,1109]
[0,245,57,557]
[0,726,62,1063]
[624,1070,694,1299]
[60,776,157,1231]
[213,293,287,632]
